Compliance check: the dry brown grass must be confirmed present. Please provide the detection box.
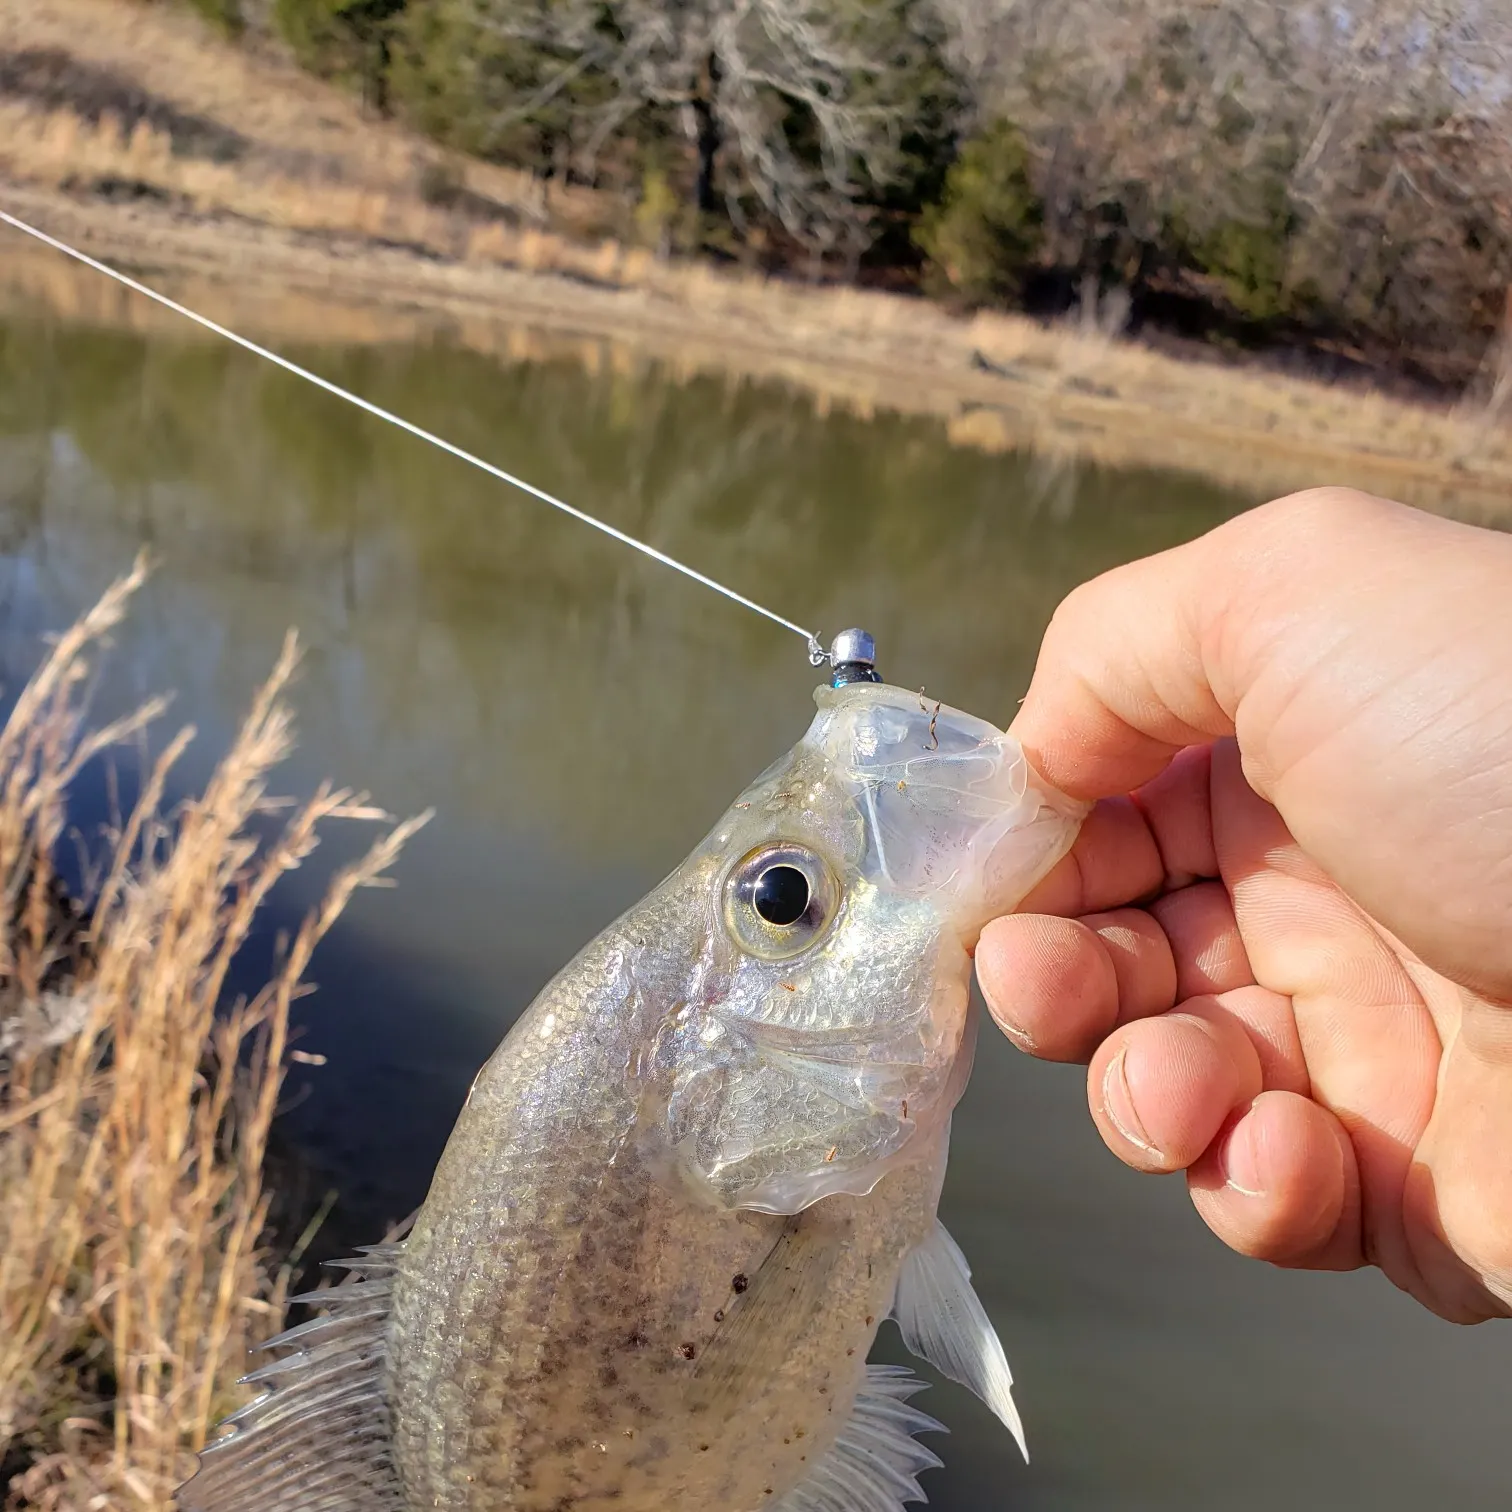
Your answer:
[0,560,424,1510]
[0,99,463,255]
[0,94,654,286]
[0,0,607,235]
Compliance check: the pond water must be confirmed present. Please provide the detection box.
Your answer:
[0,263,1506,1511]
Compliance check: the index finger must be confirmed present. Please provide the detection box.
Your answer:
[1018,743,1218,917]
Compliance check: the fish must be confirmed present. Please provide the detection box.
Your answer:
[178,676,1086,1512]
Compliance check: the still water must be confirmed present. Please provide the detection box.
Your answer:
[0,270,1506,1511]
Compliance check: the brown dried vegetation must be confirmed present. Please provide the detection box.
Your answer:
[0,561,423,1510]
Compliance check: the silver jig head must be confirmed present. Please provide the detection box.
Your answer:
[826,628,882,688]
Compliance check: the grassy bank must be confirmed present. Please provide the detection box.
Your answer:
[0,562,422,1509]
[1,0,1510,521]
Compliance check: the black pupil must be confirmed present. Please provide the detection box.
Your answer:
[752,865,810,927]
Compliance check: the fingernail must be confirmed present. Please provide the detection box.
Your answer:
[1101,1047,1159,1155]
[978,956,1037,1051]
[987,994,1037,1051]
[1221,1120,1265,1196]
[997,1015,1037,1053]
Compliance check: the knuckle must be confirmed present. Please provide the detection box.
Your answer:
[1250,484,1395,538]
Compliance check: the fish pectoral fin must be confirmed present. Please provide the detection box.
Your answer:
[891,1220,1028,1463]
[176,1244,406,1512]
[771,1364,944,1512]
[688,1216,841,1415]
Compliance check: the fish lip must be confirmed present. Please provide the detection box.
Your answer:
[806,680,1074,919]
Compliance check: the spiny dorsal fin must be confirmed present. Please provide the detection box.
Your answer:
[773,1363,945,1512]
[176,1245,405,1512]
[891,1220,1027,1462]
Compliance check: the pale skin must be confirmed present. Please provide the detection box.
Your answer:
[976,487,1512,1324]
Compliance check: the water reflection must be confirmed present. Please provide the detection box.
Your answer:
[0,281,1505,1511]
[0,309,1245,853]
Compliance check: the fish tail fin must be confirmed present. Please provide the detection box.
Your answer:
[176,1244,406,1512]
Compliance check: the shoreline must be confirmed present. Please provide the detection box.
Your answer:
[3,179,1510,523]
[1,0,1509,522]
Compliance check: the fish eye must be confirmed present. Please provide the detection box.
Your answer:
[723,844,840,960]
[752,865,809,926]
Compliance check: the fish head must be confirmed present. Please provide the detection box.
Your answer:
[643,681,1087,1215]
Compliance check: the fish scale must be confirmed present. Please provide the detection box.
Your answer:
[389,902,930,1510]
[179,681,1085,1512]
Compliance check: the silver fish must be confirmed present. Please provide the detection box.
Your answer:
[180,679,1084,1512]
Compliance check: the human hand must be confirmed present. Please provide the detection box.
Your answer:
[978,488,1512,1323]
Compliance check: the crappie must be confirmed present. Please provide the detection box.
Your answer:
[180,678,1085,1512]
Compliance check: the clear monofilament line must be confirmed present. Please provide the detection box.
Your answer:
[0,208,828,661]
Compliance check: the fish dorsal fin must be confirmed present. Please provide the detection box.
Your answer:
[891,1221,1028,1462]
[176,1245,405,1512]
[773,1363,945,1512]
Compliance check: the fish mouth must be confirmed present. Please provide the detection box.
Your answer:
[807,681,1088,931]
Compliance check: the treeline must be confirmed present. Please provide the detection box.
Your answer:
[177,0,1511,387]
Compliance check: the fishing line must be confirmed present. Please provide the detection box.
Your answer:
[0,207,831,665]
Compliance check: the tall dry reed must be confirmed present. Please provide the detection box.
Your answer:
[0,559,425,1510]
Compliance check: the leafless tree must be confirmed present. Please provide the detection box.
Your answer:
[470,0,947,260]
[929,0,1512,373]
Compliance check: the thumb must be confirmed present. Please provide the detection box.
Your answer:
[1407,996,1512,1320]
[1007,487,1512,1001]
[1007,512,1236,800]
[1006,486,1407,798]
